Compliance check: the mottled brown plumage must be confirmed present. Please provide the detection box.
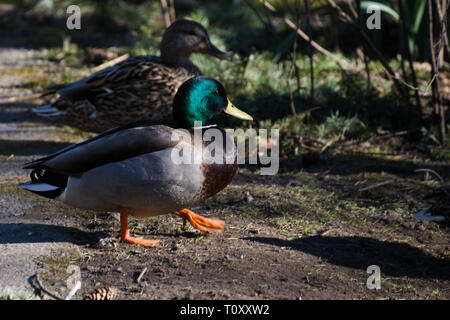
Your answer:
[198,161,239,202]
[34,20,231,133]
[196,127,239,202]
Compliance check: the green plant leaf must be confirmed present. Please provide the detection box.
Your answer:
[411,0,426,34]
[407,0,426,54]
[360,1,400,22]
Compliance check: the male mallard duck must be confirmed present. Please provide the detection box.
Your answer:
[33,19,231,133]
[19,77,253,247]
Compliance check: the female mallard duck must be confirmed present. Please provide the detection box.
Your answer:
[33,19,231,133]
[19,77,252,247]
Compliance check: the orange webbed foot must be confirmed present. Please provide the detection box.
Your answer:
[121,231,160,248]
[120,210,159,248]
[173,209,225,233]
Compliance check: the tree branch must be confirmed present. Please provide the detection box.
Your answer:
[259,0,356,70]
[326,0,408,98]
[428,0,446,144]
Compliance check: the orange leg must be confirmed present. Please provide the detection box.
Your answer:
[173,209,225,233]
[119,210,160,248]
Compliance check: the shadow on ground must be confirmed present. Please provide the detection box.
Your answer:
[278,154,450,179]
[0,223,106,245]
[245,236,450,281]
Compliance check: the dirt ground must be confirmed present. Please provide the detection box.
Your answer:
[0,48,449,301]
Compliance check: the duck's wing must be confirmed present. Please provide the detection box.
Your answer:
[34,56,195,133]
[42,56,167,102]
[23,122,179,175]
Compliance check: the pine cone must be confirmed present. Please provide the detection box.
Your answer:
[83,286,117,300]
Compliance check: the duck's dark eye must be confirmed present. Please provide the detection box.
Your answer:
[212,89,220,96]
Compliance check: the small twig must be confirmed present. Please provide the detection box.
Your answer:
[374,130,411,139]
[304,0,315,106]
[427,0,446,144]
[414,169,444,182]
[136,266,148,283]
[345,0,358,18]
[344,198,381,204]
[286,32,298,116]
[362,0,448,96]
[429,134,441,145]
[168,0,176,22]
[298,106,321,116]
[356,0,372,91]
[399,0,422,113]
[91,53,130,73]
[353,179,367,187]
[260,0,356,70]
[291,3,302,106]
[436,0,450,61]
[298,140,320,152]
[320,135,341,153]
[358,179,396,192]
[326,0,407,98]
[160,0,172,28]
[340,150,403,156]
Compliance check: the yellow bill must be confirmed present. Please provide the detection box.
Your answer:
[224,99,253,121]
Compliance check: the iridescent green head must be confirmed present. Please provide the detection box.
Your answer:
[173,77,253,128]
